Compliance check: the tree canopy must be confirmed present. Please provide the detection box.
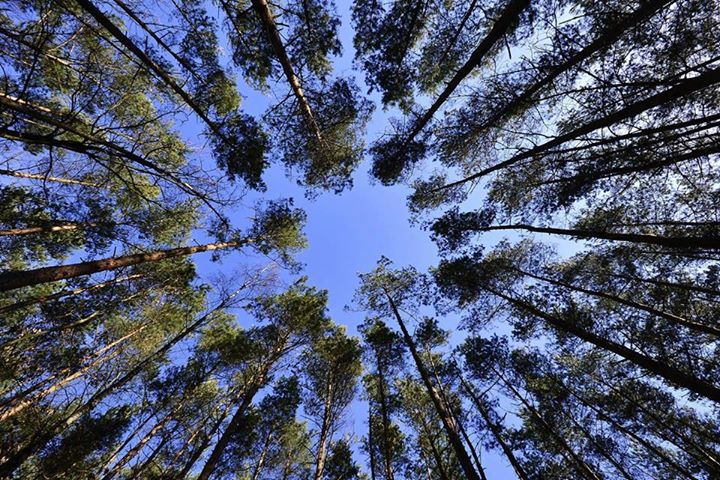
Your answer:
[1,0,719,478]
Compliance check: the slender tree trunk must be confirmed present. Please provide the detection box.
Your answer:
[457,416,487,480]
[469,0,673,135]
[593,375,720,475]
[173,399,235,479]
[0,239,246,292]
[250,433,273,480]
[0,325,142,422]
[0,273,142,315]
[0,94,199,196]
[247,0,324,145]
[512,267,720,336]
[129,433,171,478]
[563,407,635,480]
[375,360,394,480]
[195,383,264,480]
[471,223,720,250]
[404,0,529,145]
[73,0,222,137]
[0,222,100,237]
[313,382,334,480]
[412,404,450,480]
[556,378,699,479]
[439,65,720,190]
[384,289,482,480]
[100,409,156,475]
[0,168,98,186]
[100,394,189,480]
[596,271,720,298]
[459,376,530,480]
[539,142,720,187]
[367,401,377,480]
[484,285,720,403]
[427,355,486,479]
[196,350,282,480]
[495,371,602,480]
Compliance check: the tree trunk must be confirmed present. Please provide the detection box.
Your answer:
[73,0,222,137]
[495,371,602,480]
[459,376,530,480]
[512,266,720,337]
[0,325,142,422]
[473,223,720,250]
[0,293,237,476]
[0,239,245,292]
[247,0,324,145]
[412,403,451,480]
[0,273,142,315]
[556,376,700,479]
[250,433,273,480]
[469,0,672,135]
[485,286,720,403]
[196,345,284,480]
[375,360,394,480]
[367,401,378,480]
[313,382,334,480]
[404,0,529,145]
[0,222,100,237]
[384,289,482,480]
[100,394,188,480]
[439,64,720,190]
[0,168,98,187]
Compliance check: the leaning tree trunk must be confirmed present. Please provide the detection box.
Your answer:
[248,0,324,145]
[494,369,602,480]
[485,285,720,403]
[403,0,529,145]
[384,288,482,480]
[510,266,720,337]
[313,382,334,480]
[0,273,143,315]
[459,375,531,480]
[0,239,246,292]
[0,290,240,476]
[470,0,672,136]
[439,65,720,189]
[472,223,720,250]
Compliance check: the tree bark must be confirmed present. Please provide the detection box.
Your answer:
[0,239,245,292]
[459,375,530,480]
[495,370,602,480]
[196,366,272,480]
[312,382,334,480]
[367,401,378,480]
[484,285,720,403]
[471,223,720,250]
[403,0,529,145]
[0,168,98,187]
[73,0,224,138]
[0,273,143,315]
[247,0,324,145]
[439,65,720,190]
[555,377,699,479]
[512,267,720,337]
[469,0,673,135]
[0,293,239,476]
[384,289,482,480]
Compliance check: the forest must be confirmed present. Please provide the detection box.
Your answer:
[0,0,719,478]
